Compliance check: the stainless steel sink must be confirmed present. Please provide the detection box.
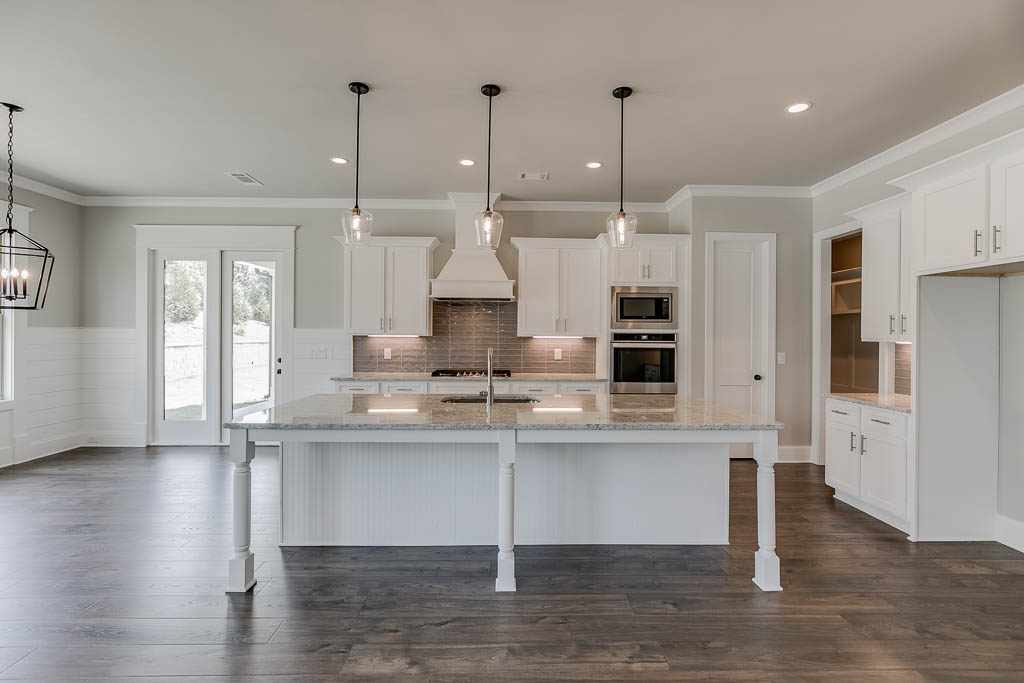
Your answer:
[441,395,540,404]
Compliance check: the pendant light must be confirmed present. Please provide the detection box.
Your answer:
[606,86,638,249]
[1,103,53,310]
[341,82,372,246]
[474,84,503,249]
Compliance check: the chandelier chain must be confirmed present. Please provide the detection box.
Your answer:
[6,106,12,231]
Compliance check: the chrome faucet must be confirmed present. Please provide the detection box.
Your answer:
[486,347,494,407]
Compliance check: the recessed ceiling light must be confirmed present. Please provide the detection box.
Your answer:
[459,159,475,166]
[786,101,812,114]
[586,161,603,169]
[330,157,348,164]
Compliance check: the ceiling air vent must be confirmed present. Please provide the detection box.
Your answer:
[519,171,550,181]
[227,172,263,186]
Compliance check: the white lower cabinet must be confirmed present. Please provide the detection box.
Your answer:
[824,398,908,529]
[336,381,380,394]
[334,379,606,395]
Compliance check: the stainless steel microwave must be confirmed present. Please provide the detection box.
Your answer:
[611,286,677,330]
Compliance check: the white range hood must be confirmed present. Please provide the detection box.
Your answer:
[430,192,514,300]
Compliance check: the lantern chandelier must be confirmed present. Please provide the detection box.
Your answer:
[341,82,372,246]
[1,103,53,310]
[474,84,503,249]
[606,86,638,249]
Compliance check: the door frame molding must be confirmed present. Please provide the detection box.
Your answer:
[134,225,296,445]
[810,220,862,465]
[703,231,777,424]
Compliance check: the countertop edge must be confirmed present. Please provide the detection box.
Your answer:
[827,393,912,414]
[225,422,783,431]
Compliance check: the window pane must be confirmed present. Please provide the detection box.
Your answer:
[163,260,206,420]
[232,261,274,418]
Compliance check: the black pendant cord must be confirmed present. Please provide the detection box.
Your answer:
[485,92,493,212]
[618,94,624,213]
[354,90,361,211]
[6,105,13,232]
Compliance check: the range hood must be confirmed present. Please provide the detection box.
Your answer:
[430,193,514,300]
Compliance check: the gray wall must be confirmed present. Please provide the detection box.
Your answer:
[999,276,1024,524]
[671,196,812,448]
[15,188,82,327]
[79,205,667,328]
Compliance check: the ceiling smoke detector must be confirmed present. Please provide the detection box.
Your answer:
[227,172,263,186]
[518,171,550,181]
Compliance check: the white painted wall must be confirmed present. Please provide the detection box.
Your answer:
[999,275,1024,524]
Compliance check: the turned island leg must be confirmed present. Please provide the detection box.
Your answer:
[495,430,517,592]
[752,429,783,592]
[227,428,257,593]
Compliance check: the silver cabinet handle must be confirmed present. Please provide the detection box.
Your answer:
[901,314,907,336]
[870,418,890,425]
[889,315,895,335]
[380,316,384,331]
[860,434,866,454]
[994,225,1001,253]
[832,409,848,415]
[974,229,982,257]
[850,432,855,452]
[388,316,392,330]
[574,388,590,392]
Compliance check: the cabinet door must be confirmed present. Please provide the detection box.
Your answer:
[560,249,602,336]
[825,422,861,497]
[898,212,914,341]
[914,166,988,271]
[347,246,386,333]
[990,148,1024,260]
[387,246,428,335]
[860,213,901,341]
[642,246,677,283]
[611,247,642,283]
[518,248,560,335]
[860,436,907,520]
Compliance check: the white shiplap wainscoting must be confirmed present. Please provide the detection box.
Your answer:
[26,327,82,460]
[292,328,351,400]
[79,328,140,447]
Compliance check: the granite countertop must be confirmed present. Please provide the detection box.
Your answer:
[829,392,912,414]
[332,372,604,382]
[226,393,783,431]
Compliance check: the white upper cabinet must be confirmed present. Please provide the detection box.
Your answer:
[913,167,988,272]
[342,237,438,336]
[609,234,687,285]
[890,127,1024,275]
[990,147,1024,261]
[846,193,913,342]
[512,238,605,337]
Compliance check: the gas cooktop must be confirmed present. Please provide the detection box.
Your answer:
[431,368,512,378]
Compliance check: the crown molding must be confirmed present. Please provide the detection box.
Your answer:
[13,175,87,205]
[811,82,1024,197]
[496,200,665,213]
[85,196,455,210]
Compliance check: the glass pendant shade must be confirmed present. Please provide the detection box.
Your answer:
[342,207,373,246]
[474,209,503,249]
[606,210,638,249]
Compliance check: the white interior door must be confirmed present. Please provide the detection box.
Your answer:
[221,251,284,441]
[705,233,776,458]
[152,249,221,444]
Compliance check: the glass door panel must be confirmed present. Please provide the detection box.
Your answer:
[230,260,275,420]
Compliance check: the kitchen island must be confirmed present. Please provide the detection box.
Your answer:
[224,393,783,593]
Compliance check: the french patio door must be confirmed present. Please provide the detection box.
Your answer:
[152,249,284,445]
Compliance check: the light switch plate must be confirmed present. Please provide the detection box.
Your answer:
[777,352,786,365]
[383,348,392,360]
[553,348,562,360]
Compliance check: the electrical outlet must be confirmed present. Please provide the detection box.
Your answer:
[777,352,786,365]
[553,348,562,361]
[383,347,392,360]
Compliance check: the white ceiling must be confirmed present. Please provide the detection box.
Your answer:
[4,0,1024,202]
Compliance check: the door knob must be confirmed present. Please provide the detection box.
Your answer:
[753,374,762,381]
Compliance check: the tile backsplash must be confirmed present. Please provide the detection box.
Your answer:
[353,301,597,374]
[894,343,911,395]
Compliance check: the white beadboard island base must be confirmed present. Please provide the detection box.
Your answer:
[225,393,783,594]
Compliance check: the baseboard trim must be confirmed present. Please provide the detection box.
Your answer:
[995,513,1024,554]
[778,445,812,463]
[26,432,80,462]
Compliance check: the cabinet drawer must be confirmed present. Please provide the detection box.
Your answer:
[335,381,380,394]
[825,399,860,427]
[429,381,488,394]
[382,382,428,394]
[557,382,605,395]
[861,407,907,440]
[510,382,558,395]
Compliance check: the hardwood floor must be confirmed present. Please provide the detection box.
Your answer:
[0,446,1022,681]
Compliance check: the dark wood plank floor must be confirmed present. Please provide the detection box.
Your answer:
[0,447,1022,681]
